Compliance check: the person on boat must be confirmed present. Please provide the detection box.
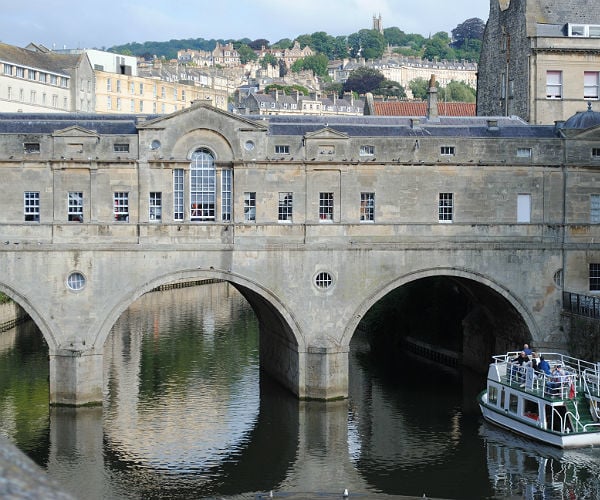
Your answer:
[512,351,530,365]
[523,344,533,356]
[530,352,539,370]
[550,365,566,397]
[537,355,551,375]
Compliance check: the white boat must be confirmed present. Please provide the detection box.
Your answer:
[478,352,600,448]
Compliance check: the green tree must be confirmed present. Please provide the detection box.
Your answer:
[348,29,385,60]
[451,18,486,46]
[383,27,406,47]
[290,53,329,77]
[374,79,406,98]
[332,36,349,59]
[294,34,313,49]
[237,44,258,64]
[409,77,435,100]
[272,38,293,50]
[343,67,385,94]
[423,31,456,61]
[248,38,270,50]
[440,80,476,102]
[260,53,278,69]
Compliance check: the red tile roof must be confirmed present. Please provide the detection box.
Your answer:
[374,101,476,117]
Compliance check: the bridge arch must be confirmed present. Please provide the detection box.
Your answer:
[0,282,58,350]
[92,268,306,396]
[343,267,540,369]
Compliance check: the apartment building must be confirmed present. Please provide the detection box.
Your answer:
[478,0,600,124]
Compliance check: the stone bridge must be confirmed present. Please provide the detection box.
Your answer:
[1,102,599,405]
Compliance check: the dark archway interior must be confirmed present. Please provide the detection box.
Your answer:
[358,276,531,373]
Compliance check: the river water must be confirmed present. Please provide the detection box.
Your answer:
[1,283,600,499]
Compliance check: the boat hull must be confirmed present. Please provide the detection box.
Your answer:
[478,393,600,449]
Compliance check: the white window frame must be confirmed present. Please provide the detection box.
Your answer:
[360,145,375,156]
[275,145,290,155]
[517,148,532,158]
[113,192,129,222]
[68,192,83,222]
[24,191,40,222]
[360,192,375,222]
[173,169,184,221]
[438,192,453,223]
[319,192,334,222]
[440,146,455,156]
[190,149,216,221]
[584,71,600,99]
[278,192,293,222]
[590,263,600,291]
[546,71,562,99]
[244,192,256,222]
[221,169,232,222]
[149,192,162,222]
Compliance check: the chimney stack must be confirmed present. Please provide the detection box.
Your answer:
[426,74,439,121]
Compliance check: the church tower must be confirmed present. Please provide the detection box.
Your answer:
[372,14,383,34]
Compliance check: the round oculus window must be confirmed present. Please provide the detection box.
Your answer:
[67,272,86,291]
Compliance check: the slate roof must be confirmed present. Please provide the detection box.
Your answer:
[263,114,557,139]
[0,113,158,135]
[373,101,476,117]
[0,42,80,75]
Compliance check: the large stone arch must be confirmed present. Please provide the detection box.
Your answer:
[0,282,58,350]
[91,268,305,397]
[172,128,235,161]
[342,266,539,357]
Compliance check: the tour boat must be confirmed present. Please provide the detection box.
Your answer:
[478,352,600,448]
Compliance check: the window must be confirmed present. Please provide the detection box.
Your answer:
[509,394,519,414]
[15,67,24,78]
[221,169,232,222]
[488,386,498,405]
[315,272,333,289]
[360,193,375,222]
[107,96,112,110]
[4,64,12,75]
[244,192,256,222]
[591,194,600,223]
[585,72,600,99]
[440,146,455,156]
[113,143,130,153]
[593,148,600,159]
[278,192,293,222]
[275,145,290,155]
[116,80,121,93]
[438,193,453,223]
[590,263,600,291]
[149,192,162,221]
[113,192,129,221]
[546,71,562,99]
[23,142,40,154]
[24,192,40,222]
[173,169,184,221]
[190,149,216,221]
[517,194,531,223]
[67,272,86,291]
[360,145,375,156]
[517,148,532,158]
[139,83,144,95]
[319,192,333,221]
[68,192,83,222]
[107,79,112,92]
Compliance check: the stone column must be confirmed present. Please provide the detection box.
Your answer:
[303,346,349,400]
[49,348,103,406]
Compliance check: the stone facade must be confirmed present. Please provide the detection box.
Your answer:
[478,0,600,124]
[0,102,600,404]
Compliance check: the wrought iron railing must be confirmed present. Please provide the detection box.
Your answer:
[563,291,600,319]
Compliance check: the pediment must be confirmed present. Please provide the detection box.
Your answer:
[304,127,349,140]
[138,101,267,132]
[52,125,99,138]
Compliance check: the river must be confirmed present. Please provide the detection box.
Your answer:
[1,282,599,499]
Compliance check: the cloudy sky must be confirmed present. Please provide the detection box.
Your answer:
[2,0,490,50]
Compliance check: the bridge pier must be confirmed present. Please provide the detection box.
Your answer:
[49,349,103,406]
[303,346,348,400]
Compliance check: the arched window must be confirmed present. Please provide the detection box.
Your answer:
[190,148,216,221]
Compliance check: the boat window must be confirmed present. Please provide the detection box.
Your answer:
[509,393,519,414]
[523,398,539,420]
[500,389,505,409]
[488,385,498,404]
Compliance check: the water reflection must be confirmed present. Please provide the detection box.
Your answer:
[1,283,600,499]
[480,422,600,499]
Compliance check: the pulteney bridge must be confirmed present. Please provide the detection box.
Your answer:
[1,101,599,405]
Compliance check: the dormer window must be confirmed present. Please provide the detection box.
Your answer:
[568,23,600,37]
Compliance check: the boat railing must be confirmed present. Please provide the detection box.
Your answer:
[583,368,600,399]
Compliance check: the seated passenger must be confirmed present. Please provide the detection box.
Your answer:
[537,356,551,375]
[523,343,533,356]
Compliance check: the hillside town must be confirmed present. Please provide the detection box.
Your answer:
[0,15,479,119]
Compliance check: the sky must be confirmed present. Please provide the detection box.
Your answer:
[2,0,490,50]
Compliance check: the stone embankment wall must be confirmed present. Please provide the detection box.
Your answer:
[0,301,28,332]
